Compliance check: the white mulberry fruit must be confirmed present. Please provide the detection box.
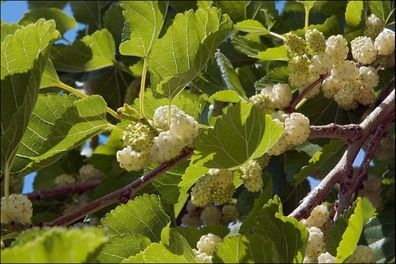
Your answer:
[325,35,349,64]
[365,14,385,39]
[149,131,185,163]
[321,75,342,98]
[302,205,330,229]
[196,233,223,255]
[200,204,222,225]
[284,113,310,146]
[54,173,76,187]
[1,194,33,225]
[331,60,359,82]
[351,36,377,65]
[240,160,263,192]
[78,164,103,182]
[374,29,395,55]
[318,252,336,263]
[359,66,379,90]
[117,146,149,171]
[305,29,326,55]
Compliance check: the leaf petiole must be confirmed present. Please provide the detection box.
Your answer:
[139,58,149,120]
[56,82,122,121]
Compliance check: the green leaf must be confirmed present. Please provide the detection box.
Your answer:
[256,45,288,61]
[70,1,111,33]
[1,21,21,42]
[239,176,273,231]
[28,0,68,10]
[255,66,290,86]
[103,3,124,47]
[231,33,267,58]
[210,90,241,103]
[51,29,115,72]
[11,94,109,176]
[234,19,269,35]
[369,1,394,24]
[1,227,107,263]
[213,1,248,22]
[152,160,189,206]
[298,94,364,125]
[119,1,168,57]
[39,59,60,89]
[293,140,346,184]
[345,1,363,28]
[19,8,77,35]
[215,50,248,100]
[360,209,395,263]
[122,229,195,263]
[97,234,151,263]
[122,242,193,263]
[325,198,365,261]
[192,101,284,169]
[85,68,133,110]
[1,19,60,171]
[101,194,170,242]
[292,16,342,37]
[336,197,364,262]
[240,196,308,263]
[149,7,232,99]
[214,234,280,263]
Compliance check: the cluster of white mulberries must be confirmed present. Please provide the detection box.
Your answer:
[54,173,76,187]
[284,27,394,110]
[116,105,198,170]
[181,200,203,227]
[267,111,310,156]
[240,160,263,192]
[250,83,292,112]
[150,105,198,163]
[78,164,103,182]
[191,169,235,207]
[303,227,325,263]
[1,194,33,225]
[346,245,377,263]
[200,204,222,225]
[193,233,223,263]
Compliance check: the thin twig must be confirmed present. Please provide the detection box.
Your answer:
[309,123,362,143]
[42,148,193,227]
[287,73,328,112]
[26,180,101,201]
[289,90,395,220]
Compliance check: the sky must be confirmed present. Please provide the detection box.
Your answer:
[1,0,363,193]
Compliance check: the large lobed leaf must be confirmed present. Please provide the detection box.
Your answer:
[119,1,168,57]
[192,101,284,169]
[11,94,109,176]
[51,29,115,72]
[1,19,60,170]
[238,196,308,263]
[1,227,107,263]
[100,194,170,242]
[19,7,77,35]
[149,7,232,99]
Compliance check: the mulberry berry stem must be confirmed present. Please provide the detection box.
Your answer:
[42,148,193,227]
[57,81,122,121]
[287,73,328,112]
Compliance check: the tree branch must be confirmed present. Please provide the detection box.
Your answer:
[42,147,193,227]
[309,123,362,143]
[337,113,395,217]
[289,90,395,220]
[26,180,101,201]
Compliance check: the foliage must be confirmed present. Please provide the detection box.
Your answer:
[0,1,395,263]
